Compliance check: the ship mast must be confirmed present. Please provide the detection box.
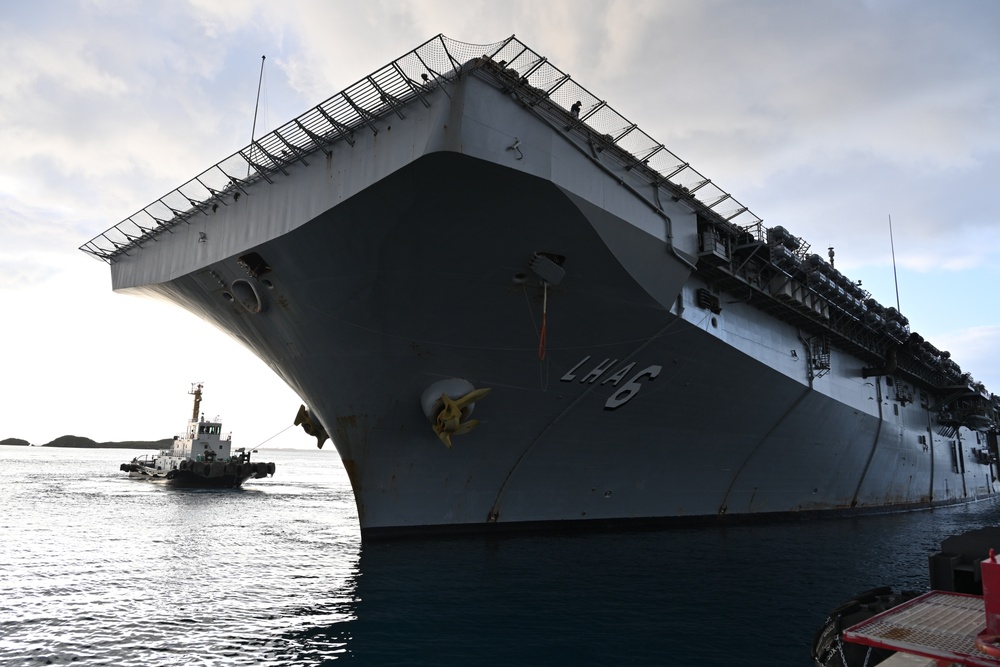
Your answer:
[248,55,266,177]
[190,383,203,421]
[889,214,901,313]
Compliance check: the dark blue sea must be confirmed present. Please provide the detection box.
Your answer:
[3,444,999,666]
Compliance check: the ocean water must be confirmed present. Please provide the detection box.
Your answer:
[2,444,1000,666]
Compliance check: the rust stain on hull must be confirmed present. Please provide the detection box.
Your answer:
[335,414,371,522]
[341,457,364,521]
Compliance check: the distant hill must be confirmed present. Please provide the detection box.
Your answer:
[32,435,172,449]
[1,438,30,447]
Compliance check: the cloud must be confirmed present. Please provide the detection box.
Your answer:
[1,0,998,443]
[0,254,59,290]
[569,0,1000,189]
[0,4,289,255]
[933,325,1000,390]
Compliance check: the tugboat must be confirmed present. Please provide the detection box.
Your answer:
[813,527,1000,666]
[119,383,275,487]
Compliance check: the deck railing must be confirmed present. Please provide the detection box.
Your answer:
[80,34,762,262]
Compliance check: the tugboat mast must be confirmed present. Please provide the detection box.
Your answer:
[190,383,203,421]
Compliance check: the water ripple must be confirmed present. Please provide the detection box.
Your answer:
[4,445,1000,665]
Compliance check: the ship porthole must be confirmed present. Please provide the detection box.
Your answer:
[261,279,274,289]
[231,279,265,314]
[222,292,234,301]
[711,317,718,328]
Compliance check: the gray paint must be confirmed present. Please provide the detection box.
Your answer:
[105,61,995,535]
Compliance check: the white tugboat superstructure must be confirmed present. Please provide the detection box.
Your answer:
[120,383,275,487]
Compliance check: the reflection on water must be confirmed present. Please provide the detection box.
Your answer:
[289,501,1000,665]
[340,533,714,665]
[3,445,1000,666]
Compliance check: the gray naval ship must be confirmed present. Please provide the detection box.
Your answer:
[82,35,999,538]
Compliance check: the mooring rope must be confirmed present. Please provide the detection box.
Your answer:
[250,423,294,451]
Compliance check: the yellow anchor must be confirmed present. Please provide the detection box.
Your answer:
[432,388,491,448]
[294,404,330,449]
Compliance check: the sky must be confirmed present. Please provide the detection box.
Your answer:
[1,0,998,448]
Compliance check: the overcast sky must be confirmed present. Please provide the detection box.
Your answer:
[1,0,998,447]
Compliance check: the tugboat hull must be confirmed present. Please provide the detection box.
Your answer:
[120,459,275,488]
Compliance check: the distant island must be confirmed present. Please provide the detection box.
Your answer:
[1,436,171,449]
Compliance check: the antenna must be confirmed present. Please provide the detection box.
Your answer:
[189,382,204,422]
[888,214,901,312]
[248,55,266,177]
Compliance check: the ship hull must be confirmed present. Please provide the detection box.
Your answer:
[104,58,997,537]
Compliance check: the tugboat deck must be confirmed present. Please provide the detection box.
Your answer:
[843,591,998,666]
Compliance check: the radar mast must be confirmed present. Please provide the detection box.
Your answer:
[190,383,203,421]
